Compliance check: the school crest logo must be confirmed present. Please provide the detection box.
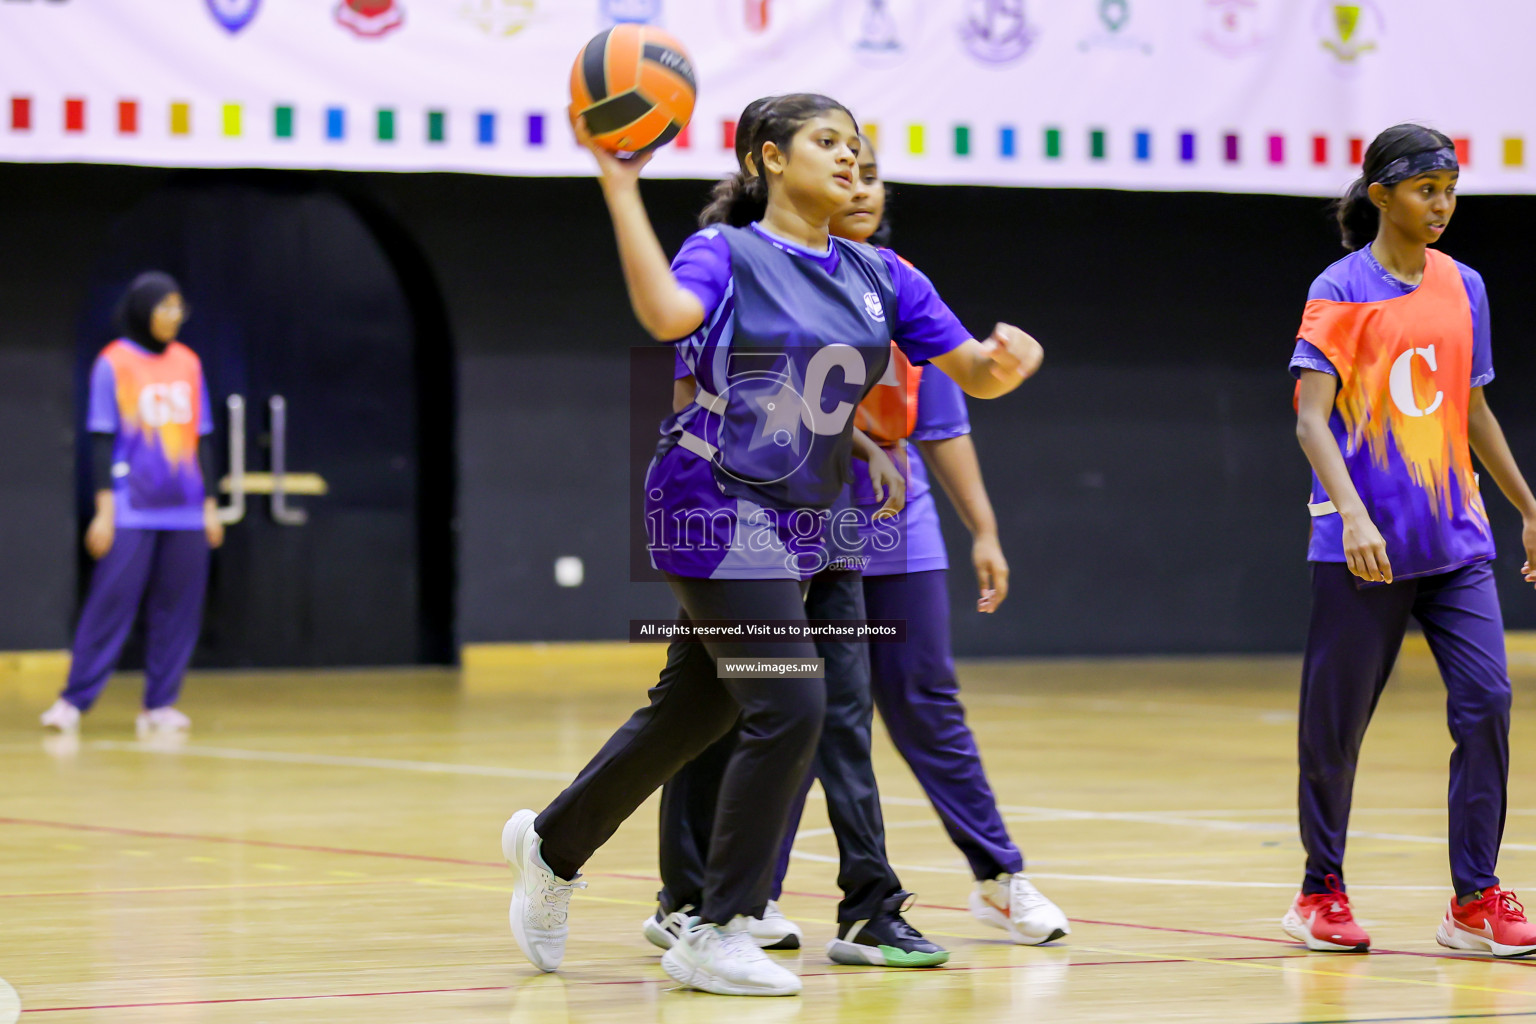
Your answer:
[1079,0,1151,53]
[960,0,1037,65]
[1200,0,1265,57]
[336,0,404,38]
[460,0,535,36]
[838,0,923,65]
[1317,2,1382,64]
[601,0,660,25]
[848,0,900,52]
[206,0,260,34]
[863,292,886,323]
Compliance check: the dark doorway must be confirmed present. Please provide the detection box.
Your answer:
[76,172,455,666]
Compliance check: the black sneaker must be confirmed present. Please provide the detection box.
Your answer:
[825,891,949,967]
[641,904,697,950]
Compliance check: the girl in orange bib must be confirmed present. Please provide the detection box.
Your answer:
[1283,124,1536,957]
[40,272,222,737]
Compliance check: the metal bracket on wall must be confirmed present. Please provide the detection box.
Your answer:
[217,395,247,525]
[268,395,308,526]
[217,393,327,526]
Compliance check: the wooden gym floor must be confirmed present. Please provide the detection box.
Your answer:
[4,642,1536,1022]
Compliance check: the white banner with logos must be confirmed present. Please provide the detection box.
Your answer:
[1,0,1532,196]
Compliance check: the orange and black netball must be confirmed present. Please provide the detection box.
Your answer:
[569,24,696,154]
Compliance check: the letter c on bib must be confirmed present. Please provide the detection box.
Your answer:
[1388,345,1444,418]
[801,344,865,436]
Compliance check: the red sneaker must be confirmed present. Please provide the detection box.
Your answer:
[1436,888,1536,958]
[1282,875,1370,952]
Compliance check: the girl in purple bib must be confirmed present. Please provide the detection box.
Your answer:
[497,94,1044,997]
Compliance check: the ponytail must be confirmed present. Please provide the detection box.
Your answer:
[1329,122,1456,251]
[1332,176,1376,252]
[699,170,768,227]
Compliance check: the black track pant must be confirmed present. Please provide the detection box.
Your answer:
[656,570,902,923]
[534,575,825,925]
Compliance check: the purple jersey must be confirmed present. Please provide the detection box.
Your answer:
[648,223,971,580]
[1289,248,1495,577]
[668,225,968,378]
[89,339,214,530]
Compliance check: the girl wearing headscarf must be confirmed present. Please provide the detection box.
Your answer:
[40,272,222,736]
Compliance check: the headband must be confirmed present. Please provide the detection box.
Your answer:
[1374,147,1458,186]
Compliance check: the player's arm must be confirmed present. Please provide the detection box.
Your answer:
[918,434,1008,612]
[850,428,904,520]
[848,426,880,464]
[574,118,704,341]
[928,328,1042,400]
[1466,387,1536,585]
[84,356,118,559]
[195,372,223,548]
[90,432,114,501]
[199,435,224,549]
[85,439,116,559]
[1295,368,1391,583]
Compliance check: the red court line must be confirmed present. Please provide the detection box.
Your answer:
[0,875,512,901]
[0,878,403,900]
[1071,914,1295,946]
[1255,1013,1536,1024]
[587,954,1314,986]
[19,955,1312,1012]
[1066,914,1534,966]
[5,817,1525,968]
[773,883,1308,948]
[20,984,509,1014]
[0,816,502,869]
[1069,915,1535,967]
[782,889,1528,967]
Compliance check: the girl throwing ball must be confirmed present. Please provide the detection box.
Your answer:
[499,94,1043,997]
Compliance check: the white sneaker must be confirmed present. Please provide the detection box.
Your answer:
[642,905,698,950]
[502,809,585,972]
[645,901,802,952]
[661,917,802,996]
[40,699,81,733]
[749,900,803,950]
[136,706,191,736]
[970,873,1070,945]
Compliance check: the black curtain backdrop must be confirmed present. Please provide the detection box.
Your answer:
[70,173,455,666]
[2,162,1532,658]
